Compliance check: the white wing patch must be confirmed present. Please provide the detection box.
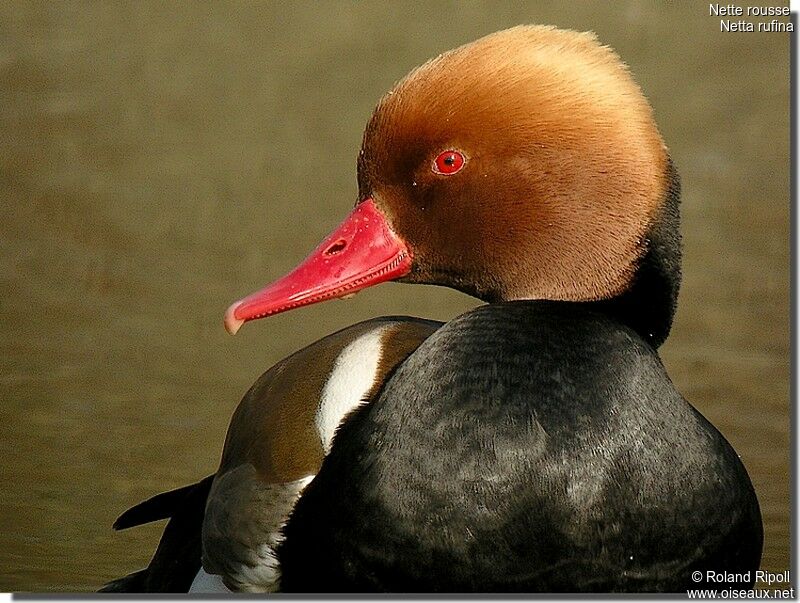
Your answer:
[315,326,386,453]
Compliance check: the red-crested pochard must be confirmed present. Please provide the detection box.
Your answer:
[103,25,762,593]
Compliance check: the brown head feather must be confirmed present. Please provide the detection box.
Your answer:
[358,25,668,302]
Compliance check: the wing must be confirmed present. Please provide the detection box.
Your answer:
[199,316,441,592]
[102,316,441,593]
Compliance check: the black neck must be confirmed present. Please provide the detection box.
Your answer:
[591,158,683,349]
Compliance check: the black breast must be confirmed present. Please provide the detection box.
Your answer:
[278,301,762,593]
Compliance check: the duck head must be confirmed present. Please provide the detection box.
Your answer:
[225,25,681,345]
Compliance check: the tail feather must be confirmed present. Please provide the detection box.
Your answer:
[113,476,213,531]
[98,569,148,592]
[101,474,215,592]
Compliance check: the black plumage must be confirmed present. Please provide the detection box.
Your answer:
[279,301,761,592]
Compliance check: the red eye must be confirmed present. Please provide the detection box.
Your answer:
[433,150,465,175]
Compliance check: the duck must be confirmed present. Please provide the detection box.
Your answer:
[102,25,762,593]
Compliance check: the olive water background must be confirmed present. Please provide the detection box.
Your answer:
[1,1,790,592]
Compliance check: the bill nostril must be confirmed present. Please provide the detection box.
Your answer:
[324,239,348,256]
